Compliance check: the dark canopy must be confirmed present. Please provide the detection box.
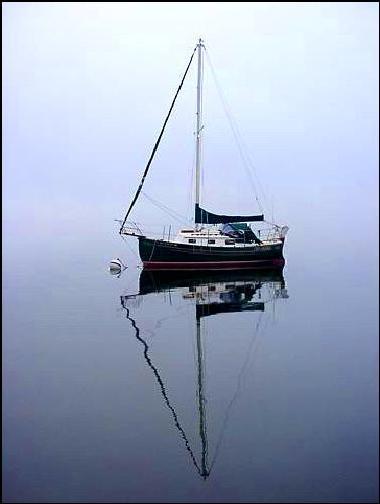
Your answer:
[195,204,264,224]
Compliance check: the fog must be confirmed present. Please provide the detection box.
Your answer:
[3,2,379,264]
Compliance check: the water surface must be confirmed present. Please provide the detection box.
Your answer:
[3,229,379,503]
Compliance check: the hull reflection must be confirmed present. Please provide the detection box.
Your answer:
[138,267,285,295]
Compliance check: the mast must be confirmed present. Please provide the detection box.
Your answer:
[195,38,204,228]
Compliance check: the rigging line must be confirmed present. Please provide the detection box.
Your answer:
[122,304,203,477]
[200,124,205,193]
[206,50,266,210]
[119,45,197,233]
[142,197,184,226]
[142,191,186,220]
[204,49,268,214]
[186,136,196,221]
[132,290,191,341]
[141,191,191,225]
[205,49,262,210]
[120,233,141,262]
[238,130,271,214]
[148,239,157,262]
[143,305,191,342]
[208,310,265,473]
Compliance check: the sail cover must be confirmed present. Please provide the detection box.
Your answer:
[195,204,264,224]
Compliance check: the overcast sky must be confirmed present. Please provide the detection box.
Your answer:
[3,2,379,254]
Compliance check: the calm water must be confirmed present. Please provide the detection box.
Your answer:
[3,228,379,503]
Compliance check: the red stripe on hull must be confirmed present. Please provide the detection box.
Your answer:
[143,258,285,271]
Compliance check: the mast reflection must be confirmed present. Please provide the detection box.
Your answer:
[120,267,288,480]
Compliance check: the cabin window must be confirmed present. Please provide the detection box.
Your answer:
[188,238,196,244]
[225,239,235,245]
[208,239,215,244]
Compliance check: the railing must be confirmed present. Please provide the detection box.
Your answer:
[120,221,144,237]
[120,222,288,245]
[257,225,288,242]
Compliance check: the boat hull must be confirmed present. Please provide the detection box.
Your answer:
[138,236,285,270]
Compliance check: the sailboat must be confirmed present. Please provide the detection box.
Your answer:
[119,39,288,270]
[120,267,289,479]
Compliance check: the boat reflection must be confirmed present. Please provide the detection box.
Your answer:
[120,267,288,479]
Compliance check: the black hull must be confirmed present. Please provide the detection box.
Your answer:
[138,236,285,270]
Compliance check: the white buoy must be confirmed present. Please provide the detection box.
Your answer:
[110,258,123,271]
